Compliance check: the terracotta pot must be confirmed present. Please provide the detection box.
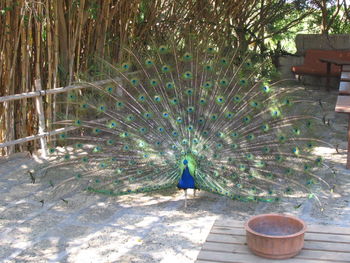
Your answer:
[244,214,306,259]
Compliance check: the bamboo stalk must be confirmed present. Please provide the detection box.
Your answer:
[32,1,43,153]
[0,0,6,153]
[53,0,59,131]
[75,0,86,72]
[26,3,35,153]
[46,0,53,134]
[4,0,15,154]
[20,8,29,152]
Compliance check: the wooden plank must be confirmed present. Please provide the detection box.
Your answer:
[215,219,350,235]
[206,233,350,253]
[202,242,350,261]
[215,218,245,228]
[335,96,350,113]
[210,226,350,243]
[0,126,76,148]
[341,71,350,81]
[45,78,118,95]
[306,232,350,243]
[303,241,350,253]
[197,250,331,263]
[210,226,246,235]
[206,233,245,244]
[0,117,107,149]
[319,58,350,66]
[0,79,116,103]
[203,242,246,253]
[0,90,42,103]
[307,224,350,235]
[339,81,350,95]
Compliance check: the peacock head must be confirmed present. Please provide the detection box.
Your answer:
[180,154,198,176]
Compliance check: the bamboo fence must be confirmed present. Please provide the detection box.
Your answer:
[0,78,117,157]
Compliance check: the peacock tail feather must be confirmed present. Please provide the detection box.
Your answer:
[39,37,333,204]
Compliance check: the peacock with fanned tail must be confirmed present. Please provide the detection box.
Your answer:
[39,38,334,206]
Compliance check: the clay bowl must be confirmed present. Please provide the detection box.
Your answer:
[245,214,306,259]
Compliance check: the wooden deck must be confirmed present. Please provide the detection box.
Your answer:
[195,218,350,263]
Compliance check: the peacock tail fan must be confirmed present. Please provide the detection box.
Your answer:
[38,37,334,206]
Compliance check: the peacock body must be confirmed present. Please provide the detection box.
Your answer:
[41,38,332,205]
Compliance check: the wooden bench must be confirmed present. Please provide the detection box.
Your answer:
[195,218,350,263]
[292,50,350,91]
[339,82,350,95]
[292,49,350,78]
[341,71,350,81]
[335,96,350,169]
[343,65,350,72]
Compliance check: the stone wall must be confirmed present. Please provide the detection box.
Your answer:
[278,55,303,79]
[295,34,350,55]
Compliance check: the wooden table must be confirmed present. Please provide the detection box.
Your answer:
[319,58,350,91]
[195,218,350,263]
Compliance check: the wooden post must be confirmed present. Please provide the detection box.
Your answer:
[4,101,15,156]
[347,114,350,169]
[326,62,331,92]
[34,79,48,158]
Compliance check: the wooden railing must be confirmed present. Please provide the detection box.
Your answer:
[0,78,116,157]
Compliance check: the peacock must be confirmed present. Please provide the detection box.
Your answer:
[38,37,333,207]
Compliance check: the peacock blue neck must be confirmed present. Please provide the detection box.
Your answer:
[180,154,197,176]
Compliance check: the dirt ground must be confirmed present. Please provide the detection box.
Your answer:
[1,87,350,263]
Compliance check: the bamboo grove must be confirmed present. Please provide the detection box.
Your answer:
[0,0,348,155]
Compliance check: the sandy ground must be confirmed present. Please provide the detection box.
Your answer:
[1,87,350,263]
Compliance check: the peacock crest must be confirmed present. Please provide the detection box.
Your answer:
[39,37,333,205]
